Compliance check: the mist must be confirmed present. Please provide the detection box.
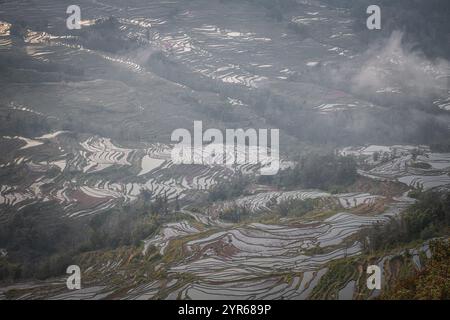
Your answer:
[352,31,449,99]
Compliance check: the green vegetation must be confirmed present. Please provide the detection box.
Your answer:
[312,239,450,300]
[0,258,22,282]
[310,258,359,300]
[312,190,450,299]
[359,191,450,253]
[0,202,80,280]
[208,175,251,202]
[219,205,251,223]
[410,162,432,170]
[259,153,357,191]
[274,198,317,217]
[381,240,450,299]
[0,190,185,282]
[218,196,336,223]
[71,17,139,54]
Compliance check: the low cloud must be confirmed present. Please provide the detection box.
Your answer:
[352,31,449,98]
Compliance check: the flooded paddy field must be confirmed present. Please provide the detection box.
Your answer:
[0,0,449,300]
[0,184,420,300]
[341,145,450,190]
[0,131,283,218]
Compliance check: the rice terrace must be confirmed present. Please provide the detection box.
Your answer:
[0,0,449,301]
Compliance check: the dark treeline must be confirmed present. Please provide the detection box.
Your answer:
[7,16,141,55]
[430,141,450,153]
[219,205,251,223]
[0,52,85,79]
[69,17,140,54]
[209,154,357,204]
[273,198,319,217]
[359,191,450,253]
[0,108,53,137]
[218,197,320,223]
[208,175,251,202]
[259,153,358,192]
[0,191,177,282]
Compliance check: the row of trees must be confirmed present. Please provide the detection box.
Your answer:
[218,198,318,222]
[0,189,178,282]
[259,153,358,191]
[219,205,251,223]
[0,202,80,281]
[69,17,139,54]
[359,191,450,253]
[208,175,251,202]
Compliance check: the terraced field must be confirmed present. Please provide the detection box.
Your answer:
[341,145,450,190]
[0,0,449,300]
[1,131,284,218]
[0,187,418,300]
[0,142,448,299]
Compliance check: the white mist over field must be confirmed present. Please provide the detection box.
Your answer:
[352,31,449,98]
